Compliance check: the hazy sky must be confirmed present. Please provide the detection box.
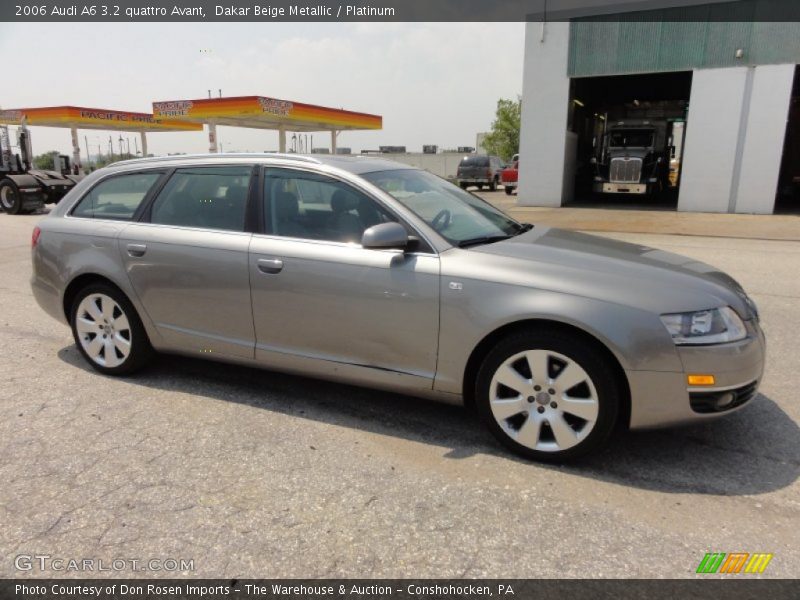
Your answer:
[0,22,524,158]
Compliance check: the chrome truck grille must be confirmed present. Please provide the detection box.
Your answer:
[609,157,643,183]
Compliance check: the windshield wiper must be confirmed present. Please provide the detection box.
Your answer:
[514,223,534,235]
[457,235,513,248]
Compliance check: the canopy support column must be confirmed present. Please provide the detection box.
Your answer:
[208,121,218,153]
[70,126,83,175]
[278,128,286,153]
[331,130,338,154]
[140,132,148,157]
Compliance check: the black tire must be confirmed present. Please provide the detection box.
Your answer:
[0,179,22,215]
[459,182,469,190]
[504,185,513,196]
[489,177,498,192]
[69,282,154,375]
[475,327,620,462]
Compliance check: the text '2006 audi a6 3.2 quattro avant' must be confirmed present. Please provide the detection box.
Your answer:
[31,154,766,461]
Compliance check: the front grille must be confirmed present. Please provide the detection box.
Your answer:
[609,157,642,183]
[690,381,759,414]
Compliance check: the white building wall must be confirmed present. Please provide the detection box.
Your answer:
[733,64,796,214]
[518,22,572,207]
[678,67,749,213]
[377,153,466,180]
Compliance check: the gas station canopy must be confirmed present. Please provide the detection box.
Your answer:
[151,95,382,152]
[0,95,382,169]
[0,106,202,132]
[152,95,381,131]
[0,106,203,174]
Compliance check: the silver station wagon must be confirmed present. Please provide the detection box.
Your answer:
[31,154,765,461]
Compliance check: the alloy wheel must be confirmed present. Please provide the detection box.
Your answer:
[488,349,599,452]
[75,293,132,368]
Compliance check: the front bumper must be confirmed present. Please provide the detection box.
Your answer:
[627,319,766,429]
[594,182,648,194]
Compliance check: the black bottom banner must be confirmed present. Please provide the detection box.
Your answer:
[1,579,798,600]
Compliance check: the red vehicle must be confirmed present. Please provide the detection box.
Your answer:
[501,160,518,195]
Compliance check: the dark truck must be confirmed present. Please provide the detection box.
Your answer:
[590,121,670,197]
[456,155,505,191]
[0,123,79,214]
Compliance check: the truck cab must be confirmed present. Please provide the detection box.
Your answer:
[591,121,668,196]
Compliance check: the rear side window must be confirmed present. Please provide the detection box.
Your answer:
[72,172,161,220]
[150,166,252,232]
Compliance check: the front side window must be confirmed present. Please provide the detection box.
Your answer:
[362,169,522,245]
[264,168,397,243]
[72,172,161,220]
[150,166,252,232]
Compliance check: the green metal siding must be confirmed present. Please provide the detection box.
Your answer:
[568,6,800,77]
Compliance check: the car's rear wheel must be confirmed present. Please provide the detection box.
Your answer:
[475,328,620,461]
[459,182,468,190]
[0,179,22,214]
[504,185,513,195]
[70,283,153,375]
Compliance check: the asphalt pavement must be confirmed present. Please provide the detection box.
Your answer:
[0,208,797,578]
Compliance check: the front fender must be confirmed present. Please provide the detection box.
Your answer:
[433,276,682,395]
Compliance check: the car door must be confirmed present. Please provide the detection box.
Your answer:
[118,165,256,359]
[249,166,440,388]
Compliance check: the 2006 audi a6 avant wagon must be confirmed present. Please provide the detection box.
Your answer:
[31,154,766,460]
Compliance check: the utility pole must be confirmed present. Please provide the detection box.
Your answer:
[84,135,90,170]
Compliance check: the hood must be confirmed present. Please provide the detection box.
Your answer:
[463,227,753,318]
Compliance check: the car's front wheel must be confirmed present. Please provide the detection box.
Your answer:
[475,328,620,461]
[70,283,153,375]
[504,185,513,195]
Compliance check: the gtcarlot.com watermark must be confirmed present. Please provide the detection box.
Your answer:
[15,554,194,572]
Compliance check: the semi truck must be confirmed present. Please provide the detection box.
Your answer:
[590,119,672,197]
[0,122,79,214]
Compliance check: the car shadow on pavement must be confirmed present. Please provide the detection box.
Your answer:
[58,345,799,497]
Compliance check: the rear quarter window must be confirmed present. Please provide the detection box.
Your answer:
[72,172,162,220]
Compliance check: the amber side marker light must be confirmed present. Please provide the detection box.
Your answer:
[688,374,716,386]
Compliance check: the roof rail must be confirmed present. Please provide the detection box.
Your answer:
[112,152,322,166]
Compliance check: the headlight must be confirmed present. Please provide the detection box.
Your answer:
[660,307,747,345]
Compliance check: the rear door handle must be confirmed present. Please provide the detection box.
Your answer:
[126,243,147,257]
[257,258,284,274]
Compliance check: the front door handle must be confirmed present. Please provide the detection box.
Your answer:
[257,258,284,274]
[126,243,147,257]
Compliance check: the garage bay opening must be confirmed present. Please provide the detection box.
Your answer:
[566,71,693,210]
[775,65,800,214]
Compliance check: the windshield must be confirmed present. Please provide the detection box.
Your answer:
[608,130,654,148]
[362,169,522,245]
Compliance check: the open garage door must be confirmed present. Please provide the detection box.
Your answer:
[566,71,693,210]
[775,66,800,214]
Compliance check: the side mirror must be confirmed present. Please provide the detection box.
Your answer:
[361,222,409,250]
